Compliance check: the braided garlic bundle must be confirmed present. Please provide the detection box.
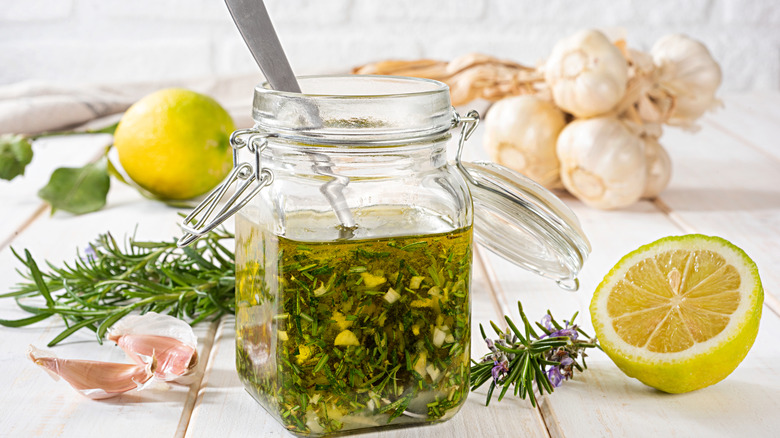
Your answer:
[355,30,721,209]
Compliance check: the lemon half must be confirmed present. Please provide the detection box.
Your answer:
[590,234,763,393]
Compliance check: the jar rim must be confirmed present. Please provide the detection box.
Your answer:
[251,75,455,145]
[254,74,450,99]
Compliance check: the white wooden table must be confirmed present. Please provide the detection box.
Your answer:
[1,93,779,437]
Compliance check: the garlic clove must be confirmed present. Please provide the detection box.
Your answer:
[556,117,646,210]
[642,136,672,199]
[544,29,628,118]
[107,312,198,381]
[483,95,567,188]
[112,334,198,381]
[28,345,155,400]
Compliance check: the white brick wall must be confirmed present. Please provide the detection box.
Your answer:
[0,0,777,91]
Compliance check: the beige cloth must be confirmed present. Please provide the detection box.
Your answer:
[0,75,262,136]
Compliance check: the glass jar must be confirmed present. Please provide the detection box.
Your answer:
[179,75,590,436]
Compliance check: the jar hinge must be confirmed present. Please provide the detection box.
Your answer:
[177,130,276,247]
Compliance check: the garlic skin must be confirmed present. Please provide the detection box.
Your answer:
[651,34,722,126]
[557,117,646,209]
[28,345,155,400]
[483,95,567,188]
[642,136,672,199]
[107,312,198,381]
[544,29,628,118]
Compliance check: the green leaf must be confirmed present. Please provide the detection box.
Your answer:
[38,158,110,214]
[0,313,51,328]
[0,134,34,181]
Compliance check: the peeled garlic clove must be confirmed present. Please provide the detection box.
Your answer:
[556,117,646,209]
[28,345,154,400]
[107,312,198,381]
[483,95,567,188]
[544,29,628,118]
[642,136,672,199]
[652,34,722,126]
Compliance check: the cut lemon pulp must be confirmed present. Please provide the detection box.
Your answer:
[590,235,763,393]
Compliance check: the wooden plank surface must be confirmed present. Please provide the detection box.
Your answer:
[0,94,779,438]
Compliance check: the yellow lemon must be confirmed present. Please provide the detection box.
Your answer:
[114,88,234,200]
[590,234,763,393]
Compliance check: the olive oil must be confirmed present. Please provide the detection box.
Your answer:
[235,215,472,436]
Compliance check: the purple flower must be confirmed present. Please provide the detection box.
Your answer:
[491,359,509,381]
[547,366,564,387]
[549,327,579,340]
[82,245,97,261]
[560,356,574,367]
[540,314,553,332]
[485,338,495,350]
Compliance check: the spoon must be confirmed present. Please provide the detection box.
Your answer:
[224,0,356,236]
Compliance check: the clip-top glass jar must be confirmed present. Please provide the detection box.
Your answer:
[179,75,590,436]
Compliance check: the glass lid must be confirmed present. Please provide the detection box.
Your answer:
[459,160,591,290]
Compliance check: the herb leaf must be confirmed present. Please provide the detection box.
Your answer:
[0,134,33,181]
[38,157,111,215]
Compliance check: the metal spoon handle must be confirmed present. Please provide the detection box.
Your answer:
[224,0,301,93]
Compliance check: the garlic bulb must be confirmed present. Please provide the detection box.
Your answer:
[557,117,646,209]
[544,29,628,118]
[642,136,672,199]
[651,34,722,126]
[483,95,567,188]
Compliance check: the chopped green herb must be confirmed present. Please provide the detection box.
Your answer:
[235,220,472,435]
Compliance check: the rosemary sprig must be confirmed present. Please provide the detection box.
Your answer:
[0,228,236,346]
[470,302,600,407]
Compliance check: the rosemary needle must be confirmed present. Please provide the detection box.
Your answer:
[0,228,236,347]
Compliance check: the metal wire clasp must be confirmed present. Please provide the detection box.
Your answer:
[453,109,480,183]
[177,130,276,247]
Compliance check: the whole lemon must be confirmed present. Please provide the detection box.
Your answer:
[114,88,235,200]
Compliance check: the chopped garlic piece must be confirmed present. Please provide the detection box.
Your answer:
[413,352,427,377]
[410,298,433,308]
[332,311,353,330]
[278,330,289,341]
[360,272,386,288]
[313,282,329,296]
[334,330,360,346]
[296,345,313,364]
[426,364,441,382]
[409,276,425,289]
[432,328,447,347]
[383,287,400,304]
